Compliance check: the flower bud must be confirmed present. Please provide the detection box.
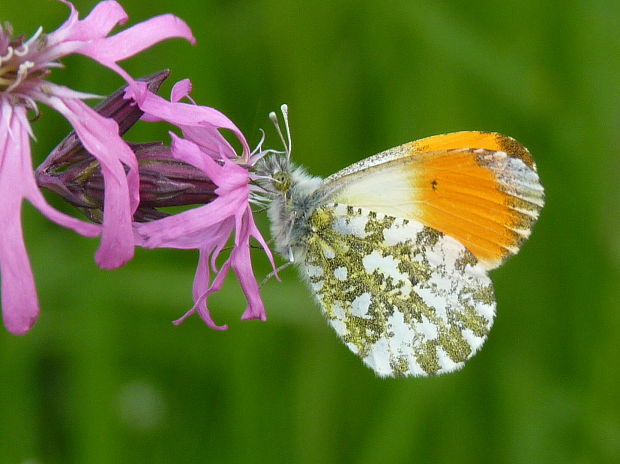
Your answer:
[36,71,218,222]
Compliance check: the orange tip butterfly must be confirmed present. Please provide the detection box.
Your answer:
[256,106,544,377]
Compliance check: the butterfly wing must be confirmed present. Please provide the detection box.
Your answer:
[316,131,544,269]
[299,203,495,377]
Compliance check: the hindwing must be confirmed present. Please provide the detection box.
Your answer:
[299,203,495,377]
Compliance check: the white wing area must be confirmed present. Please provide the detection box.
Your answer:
[322,159,420,220]
[299,203,496,377]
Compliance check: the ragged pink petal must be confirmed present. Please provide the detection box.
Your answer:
[36,93,138,268]
[172,238,230,331]
[236,211,273,322]
[169,134,248,188]
[40,1,128,63]
[77,14,195,83]
[234,240,267,322]
[180,125,240,161]
[0,106,40,334]
[8,105,101,238]
[197,253,233,330]
[43,0,79,44]
[134,194,241,249]
[171,79,192,103]
[127,82,249,157]
[47,0,128,44]
[0,202,39,335]
[173,293,228,331]
[40,2,194,86]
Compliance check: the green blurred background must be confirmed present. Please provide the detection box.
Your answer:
[2,0,620,462]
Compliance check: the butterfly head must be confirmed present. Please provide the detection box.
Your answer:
[252,105,324,259]
[254,150,294,196]
[253,104,295,196]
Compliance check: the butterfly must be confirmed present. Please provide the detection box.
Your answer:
[256,106,544,377]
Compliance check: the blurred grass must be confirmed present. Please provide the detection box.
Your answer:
[2,0,620,462]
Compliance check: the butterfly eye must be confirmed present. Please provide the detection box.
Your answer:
[272,171,291,192]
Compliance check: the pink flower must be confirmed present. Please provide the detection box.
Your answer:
[0,1,194,334]
[130,81,276,330]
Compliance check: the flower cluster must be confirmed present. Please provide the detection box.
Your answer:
[1,1,275,334]
[128,80,276,330]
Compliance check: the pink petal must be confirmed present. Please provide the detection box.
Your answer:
[40,1,129,62]
[169,134,225,181]
[174,293,228,330]
[4,102,101,238]
[169,134,247,187]
[127,83,249,156]
[180,125,240,161]
[230,210,266,321]
[172,248,210,326]
[0,200,39,335]
[172,309,196,326]
[128,83,235,127]
[86,14,196,59]
[134,137,250,250]
[43,0,79,45]
[171,79,192,103]
[197,257,232,330]
[0,105,39,334]
[234,241,266,322]
[47,0,128,44]
[42,2,194,85]
[191,241,212,301]
[77,15,195,83]
[135,200,239,249]
[31,82,100,101]
[172,244,229,331]
[38,94,138,268]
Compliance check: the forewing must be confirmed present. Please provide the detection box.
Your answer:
[300,203,495,377]
[318,132,544,269]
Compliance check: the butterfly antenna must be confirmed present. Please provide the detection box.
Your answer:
[269,104,292,160]
[281,104,292,161]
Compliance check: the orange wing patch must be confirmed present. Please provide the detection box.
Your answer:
[412,131,536,169]
[409,145,543,269]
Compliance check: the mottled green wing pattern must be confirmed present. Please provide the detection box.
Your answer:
[299,203,496,377]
